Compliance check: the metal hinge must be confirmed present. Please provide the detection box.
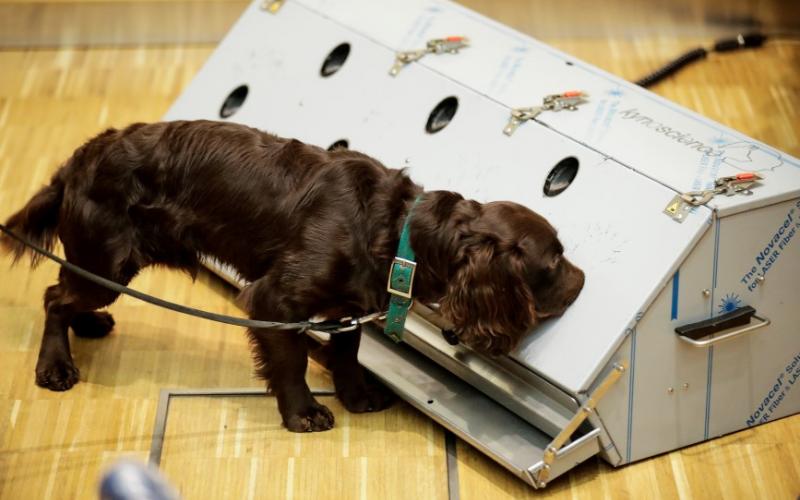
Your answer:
[261,0,285,13]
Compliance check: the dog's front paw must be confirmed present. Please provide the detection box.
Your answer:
[284,402,335,432]
[35,359,80,391]
[338,383,394,413]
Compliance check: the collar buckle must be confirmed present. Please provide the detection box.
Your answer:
[387,257,417,299]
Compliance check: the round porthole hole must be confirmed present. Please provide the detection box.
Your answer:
[425,96,458,134]
[327,139,349,151]
[219,85,248,119]
[320,43,351,77]
[544,157,579,196]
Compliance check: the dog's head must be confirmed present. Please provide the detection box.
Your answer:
[426,197,584,356]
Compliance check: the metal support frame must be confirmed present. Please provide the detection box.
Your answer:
[533,362,627,487]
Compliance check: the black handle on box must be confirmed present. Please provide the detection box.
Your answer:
[675,305,756,340]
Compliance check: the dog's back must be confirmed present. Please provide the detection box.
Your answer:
[3,120,415,284]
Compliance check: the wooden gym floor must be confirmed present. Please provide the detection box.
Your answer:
[1,12,800,500]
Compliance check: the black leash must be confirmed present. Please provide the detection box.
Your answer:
[0,223,376,334]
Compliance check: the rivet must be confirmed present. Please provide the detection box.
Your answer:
[756,275,765,285]
[682,383,689,390]
[702,289,711,298]
[667,387,674,394]
[261,0,284,13]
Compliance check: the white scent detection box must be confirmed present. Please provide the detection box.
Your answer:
[164,0,800,487]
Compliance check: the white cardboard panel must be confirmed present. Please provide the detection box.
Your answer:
[300,0,800,217]
[625,229,714,463]
[707,199,800,437]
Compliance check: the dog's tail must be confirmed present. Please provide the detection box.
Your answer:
[1,173,64,266]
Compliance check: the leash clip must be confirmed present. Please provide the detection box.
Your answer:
[338,311,388,332]
[308,311,388,334]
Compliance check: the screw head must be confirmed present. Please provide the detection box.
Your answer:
[667,387,674,394]
[702,289,711,298]
[756,275,765,285]
[682,383,690,390]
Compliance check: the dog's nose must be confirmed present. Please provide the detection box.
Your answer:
[575,268,585,294]
[565,265,585,307]
[442,329,460,345]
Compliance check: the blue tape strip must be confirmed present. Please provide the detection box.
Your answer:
[671,271,680,320]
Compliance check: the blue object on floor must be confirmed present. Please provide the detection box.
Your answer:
[99,459,180,500]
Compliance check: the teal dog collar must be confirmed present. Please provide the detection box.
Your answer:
[384,196,422,342]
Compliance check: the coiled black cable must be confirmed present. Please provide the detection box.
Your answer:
[635,33,768,88]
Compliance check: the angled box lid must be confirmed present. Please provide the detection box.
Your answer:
[300,0,800,218]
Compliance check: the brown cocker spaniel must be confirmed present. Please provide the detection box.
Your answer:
[2,120,584,432]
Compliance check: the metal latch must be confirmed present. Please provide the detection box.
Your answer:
[261,0,285,13]
[389,36,470,76]
[664,172,763,222]
[503,91,589,136]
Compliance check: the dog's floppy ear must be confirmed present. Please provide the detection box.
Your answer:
[439,238,537,356]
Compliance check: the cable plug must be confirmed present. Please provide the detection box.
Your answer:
[714,32,767,52]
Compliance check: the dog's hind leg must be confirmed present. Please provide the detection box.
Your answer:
[35,263,133,391]
[36,280,81,391]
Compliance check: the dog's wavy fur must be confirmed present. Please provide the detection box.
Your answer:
[1,120,584,431]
